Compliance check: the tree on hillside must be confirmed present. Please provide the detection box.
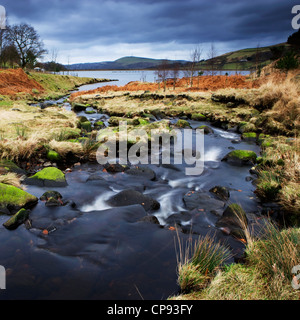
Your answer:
[4,23,47,68]
[287,29,300,46]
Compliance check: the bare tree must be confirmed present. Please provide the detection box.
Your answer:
[5,23,47,68]
[207,43,217,76]
[188,45,202,87]
[156,59,169,92]
[170,62,180,90]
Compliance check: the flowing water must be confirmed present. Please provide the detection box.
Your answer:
[0,80,264,300]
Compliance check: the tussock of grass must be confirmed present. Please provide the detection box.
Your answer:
[176,232,232,293]
[172,221,300,300]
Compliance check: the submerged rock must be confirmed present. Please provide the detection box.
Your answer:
[183,191,225,212]
[0,183,38,214]
[40,191,63,207]
[24,167,67,187]
[107,189,160,211]
[126,166,156,181]
[209,185,230,201]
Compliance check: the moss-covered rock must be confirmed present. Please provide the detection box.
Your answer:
[174,119,192,128]
[72,102,88,112]
[197,125,214,134]
[242,132,257,142]
[222,150,257,166]
[80,121,92,132]
[25,167,67,187]
[46,150,61,162]
[0,183,38,214]
[191,113,206,121]
[3,208,30,230]
[94,120,105,129]
[238,122,257,133]
[0,160,26,175]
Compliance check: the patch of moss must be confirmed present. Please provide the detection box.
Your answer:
[226,150,257,161]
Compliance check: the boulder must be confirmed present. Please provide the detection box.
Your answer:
[107,189,160,211]
[24,167,67,187]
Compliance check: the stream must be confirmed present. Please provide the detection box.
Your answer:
[0,82,266,300]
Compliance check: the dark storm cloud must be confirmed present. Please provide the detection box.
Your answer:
[0,0,298,55]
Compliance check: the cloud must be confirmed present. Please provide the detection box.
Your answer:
[0,0,297,63]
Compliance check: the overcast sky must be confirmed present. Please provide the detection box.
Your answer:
[1,0,298,64]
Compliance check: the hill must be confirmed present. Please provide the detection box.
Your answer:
[199,43,293,71]
[66,56,188,71]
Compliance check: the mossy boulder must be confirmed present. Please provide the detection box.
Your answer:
[174,119,192,128]
[197,125,214,134]
[46,150,61,162]
[94,120,105,129]
[191,113,206,121]
[0,183,38,214]
[222,150,257,166]
[25,167,67,187]
[241,132,257,142]
[238,122,257,133]
[3,208,30,230]
[0,159,26,175]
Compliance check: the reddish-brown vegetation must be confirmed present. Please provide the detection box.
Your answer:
[0,68,44,96]
[70,75,260,100]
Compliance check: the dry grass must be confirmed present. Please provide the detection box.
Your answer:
[0,172,22,188]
